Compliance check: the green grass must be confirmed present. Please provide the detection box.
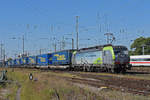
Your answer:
[3,68,102,100]
[0,68,150,100]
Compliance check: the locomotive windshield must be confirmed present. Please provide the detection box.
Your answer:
[114,50,128,55]
[114,47,128,55]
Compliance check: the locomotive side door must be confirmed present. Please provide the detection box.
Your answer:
[102,50,113,65]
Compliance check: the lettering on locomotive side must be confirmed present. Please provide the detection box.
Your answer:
[85,55,96,57]
[54,54,66,60]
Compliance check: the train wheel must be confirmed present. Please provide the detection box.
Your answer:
[86,66,91,72]
[121,68,126,74]
[74,66,78,71]
[110,68,115,73]
[83,66,86,72]
[115,68,121,73]
[90,67,94,72]
[111,68,120,73]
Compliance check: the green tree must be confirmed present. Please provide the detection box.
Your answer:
[130,37,150,55]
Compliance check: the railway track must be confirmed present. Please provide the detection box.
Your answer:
[44,69,150,96]
[130,67,150,73]
[68,77,150,96]
[66,72,150,96]
[38,68,150,96]
[9,67,150,96]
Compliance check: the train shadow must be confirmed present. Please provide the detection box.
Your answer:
[126,71,150,75]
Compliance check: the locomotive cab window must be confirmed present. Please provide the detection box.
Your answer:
[114,49,128,55]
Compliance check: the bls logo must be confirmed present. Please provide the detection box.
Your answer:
[54,54,66,60]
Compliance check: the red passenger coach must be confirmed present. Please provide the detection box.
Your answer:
[130,55,150,67]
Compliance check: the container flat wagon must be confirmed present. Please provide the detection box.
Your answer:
[28,56,37,67]
[16,59,21,67]
[10,60,14,67]
[37,54,52,68]
[0,62,2,67]
[51,50,74,68]
[13,59,17,67]
[20,57,29,67]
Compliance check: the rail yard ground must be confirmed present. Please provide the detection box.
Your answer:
[0,67,150,100]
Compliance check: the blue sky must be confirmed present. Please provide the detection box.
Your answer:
[0,0,150,58]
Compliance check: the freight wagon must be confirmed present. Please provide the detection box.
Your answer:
[5,61,8,67]
[16,58,21,66]
[37,53,52,68]
[20,57,29,67]
[9,60,14,67]
[28,56,37,67]
[51,50,74,67]
[0,61,2,67]
[7,60,13,67]
[13,59,17,67]
[7,60,11,66]
[50,50,75,69]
